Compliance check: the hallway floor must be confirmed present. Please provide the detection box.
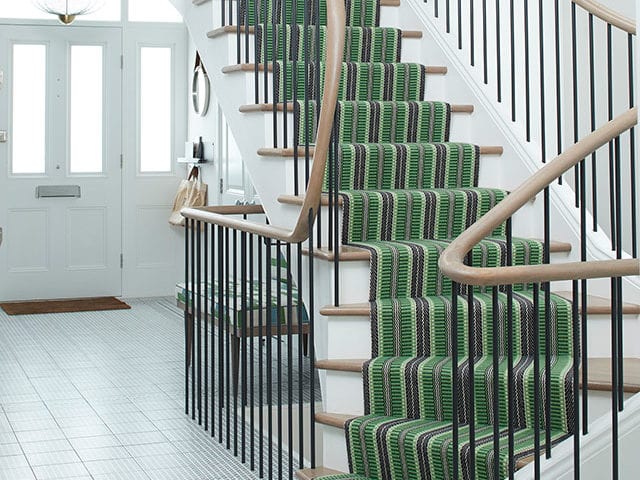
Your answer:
[0,298,260,480]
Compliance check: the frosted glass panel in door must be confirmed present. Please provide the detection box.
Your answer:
[70,45,103,173]
[140,47,172,173]
[11,44,46,174]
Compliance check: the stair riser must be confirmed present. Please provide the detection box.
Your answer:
[324,370,364,415]
[325,312,639,359]
[321,425,350,472]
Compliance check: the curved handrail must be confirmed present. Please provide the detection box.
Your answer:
[182,0,346,243]
[439,108,639,287]
[572,0,636,34]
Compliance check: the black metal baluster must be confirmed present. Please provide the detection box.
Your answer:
[244,0,250,64]
[506,218,514,480]
[588,14,597,232]
[276,242,283,480]
[236,0,241,64]
[297,241,305,470]
[258,239,265,477]
[226,228,231,448]
[533,283,541,478]
[191,219,197,420]
[303,2,311,186]
[253,0,259,104]
[614,136,624,413]
[458,0,462,49]
[538,0,546,160]
[554,0,562,185]
[221,0,225,26]
[446,0,450,33]
[249,233,255,469]
[607,24,615,250]
[241,231,248,463]
[452,281,460,480]
[292,4,300,195]
[467,264,475,480]
[211,224,216,438]
[286,243,294,479]
[524,0,530,141]
[271,0,278,148]
[266,242,273,480]
[580,156,589,436]
[332,122,340,306]
[629,35,638,258]
[510,0,515,121]
[611,276,619,480]
[470,0,475,66]
[496,0,501,102]
[491,286,500,478]
[435,0,439,17]
[233,231,239,455]
[228,0,233,27]
[218,226,225,443]
[263,0,269,103]
[308,208,316,468]
[197,221,202,425]
[571,3,579,207]
[572,282,580,479]
[204,222,209,431]
[184,220,190,415]
[482,0,487,83]
[281,0,288,150]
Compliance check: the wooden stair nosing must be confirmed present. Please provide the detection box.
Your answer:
[260,145,504,158]
[224,63,445,74]
[296,468,346,480]
[316,411,357,429]
[315,358,640,394]
[315,358,367,373]
[210,25,422,39]
[192,0,210,5]
[553,291,640,315]
[240,102,475,113]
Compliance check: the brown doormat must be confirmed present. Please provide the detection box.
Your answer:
[0,297,131,316]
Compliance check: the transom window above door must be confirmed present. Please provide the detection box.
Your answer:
[0,0,181,23]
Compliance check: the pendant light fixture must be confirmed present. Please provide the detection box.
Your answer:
[32,0,104,25]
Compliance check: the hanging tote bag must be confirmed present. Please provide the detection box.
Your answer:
[169,167,208,226]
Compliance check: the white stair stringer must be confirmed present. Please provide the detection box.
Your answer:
[170,0,301,230]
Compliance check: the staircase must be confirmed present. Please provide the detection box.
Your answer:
[172,0,640,479]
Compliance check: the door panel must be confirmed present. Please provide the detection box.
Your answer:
[0,25,122,301]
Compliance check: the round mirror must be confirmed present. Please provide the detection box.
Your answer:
[192,65,210,116]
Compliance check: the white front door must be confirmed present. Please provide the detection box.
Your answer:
[0,25,122,301]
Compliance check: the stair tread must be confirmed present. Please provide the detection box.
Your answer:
[210,26,422,39]
[553,291,640,315]
[317,358,640,393]
[261,145,503,157]
[192,0,209,5]
[320,292,638,316]
[304,239,571,262]
[316,411,357,429]
[240,102,474,113]
[583,358,640,393]
[296,468,348,480]
[316,358,368,372]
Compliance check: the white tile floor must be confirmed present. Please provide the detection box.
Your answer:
[0,298,261,479]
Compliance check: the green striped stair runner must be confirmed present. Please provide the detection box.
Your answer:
[299,100,452,145]
[243,0,380,27]
[242,1,578,478]
[256,25,402,63]
[323,142,480,191]
[274,62,427,103]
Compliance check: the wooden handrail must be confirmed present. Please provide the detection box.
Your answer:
[182,0,346,242]
[572,0,636,35]
[439,108,639,287]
